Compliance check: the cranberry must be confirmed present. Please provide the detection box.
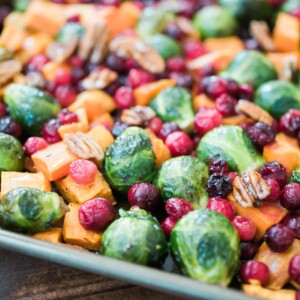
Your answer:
[282,214,300,239]
[0,102,7,117]
[111,121,128,138]
[157,122,180,141]
[207,197,235,220]
[0,116,22,138]
[297,291,300,300]
[71,67,85,86]
[232,216,256,241]
[78,198,116,231]
[165,198,194,220]
[54,85,77,107]
[259,161,287,188]
[169,72,193,89]
[113,86,135,109]
[183,40,206,60]
[267,0,285,8]
[179,1,197,18]
[291,7,300,19]
[42,119,61,144]
[265,224,295,252]
[238,83,254,100]
[264,178,281,202]
[206,173,233,198]
[164,22,184,40]
[240,242,259,260]
[203,76,228,99]
[166,56,185,72]
[240,261,270,285]
[279,109,300,137]
[289,254,300,283]
[226,79,239,97]
[24,137,48,156]
[215,93,237,117]
[148,117,163,135]
[27,54,50,72]
[226,172,239,183]
[209,159,229,174]
[194,108,222,135]
[198,65,216,80]
[69,159,98,184]
[69,56,84,68]
[165,131,193,157]
[239,121,255,133]
[125,58,138,71]
[105,53,127,73]
[247,122,275,147]
[281,183,300,210]
[127,183,160,212]
[161,216,177,239]
[57,109,78,125]
[128,69,154,88]
[100,0,120,6]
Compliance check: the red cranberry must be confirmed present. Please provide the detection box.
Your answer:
[0,102,7,117]
[157,122,180,141]
[239,121,255,133]
[67,14,80,23]
[54,85,77,107]
[279,109,300,137]
[206,173,233,198]
[57,109,78,125]
[259,161,287,188]
[78,198,116,231]
[265,223,295,252]
[215,93,237,117]
[264,178,281,202]
[114,86,135,109]
[198,64,216,78]
[289,254,300,283]
[169,72,193,89]
[128,69,154,88]
[247,122,275,147]
[165,131,193,157]
[240,260,270,285]
[179,1,197,18]
[209,159,229,174]
[24,137,48,156]
[203,76,228,99]
[267,0,285,8]
[111,121,128,138]
[226,172,239,183]
[128,183,160,212]
[71,67,85,86]
[281,183,300,210]
[238,83,254,100]
[282,214,300,239]
[105,53,127,73]
[0,116,22,138]
[42,119,61,144]
[232,216,256,241]
[101,0,120,6]
[226,79,239,97]
[291,7,300,19]
[70,159,98,184]
[166,56,185,72]
[164,22,184,40]
[161,216,178,239]
[194,108,222,135]
[69,56,84,68]
[297,291,300,300]
[240,242,259,260]
[165,198,194,220]
[183,40,207,60]
[27,54,50,72]
[207,197,235,220]
[148,117,163,135]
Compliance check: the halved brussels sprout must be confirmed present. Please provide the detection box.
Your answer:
[56,22,85,42]
[291,167,300,184]
[103,127,156,194]
[197,126,265,172]
[101,208,168,266]
[149,86,194,132]
[171,209,240,286]
[0,188,66,233]
[153,156,209,209]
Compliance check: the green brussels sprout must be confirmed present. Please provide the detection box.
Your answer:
[221,50,277,89]
[0,133,24,172]
[290,167,300,184]
[4,84,60,136]
[56,22,85,42]
[0,188,67,234]
[13,0,31,12]
[171,209,240,286]
[153,156,209,209]
[145,34,182,60]
[101,208,168,266]
[193,6,238,39]
[281,0,299,12]
[149,87,194,132]
[103,127,156,194]
[197,126,265,172]
[255,80,300,120]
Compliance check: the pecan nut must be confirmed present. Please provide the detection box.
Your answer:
[250,21,276,52]
[121,106,156,126]
[0,60,22,86]
[82,68,117,90]
[280,55,298,82]
[175,17,200,40]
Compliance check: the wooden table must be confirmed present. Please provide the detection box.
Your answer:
[0,249,183,300]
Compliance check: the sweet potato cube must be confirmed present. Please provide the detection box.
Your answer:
[222,115,253,126]
[255,240,300,290]
[33,228,63,244]
[42,62,71,81]
[55,171,115,205]
[63,203,102,250]
[91,113,114,128]
[87,125,114,153]
[204,36,244,55]
[32,142,79,181]
[1,171,51,196]
[193,93,215,110]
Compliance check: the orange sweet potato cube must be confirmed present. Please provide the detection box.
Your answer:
[33,228,63,244]
[193,93,215,110]
[87,125,114,153]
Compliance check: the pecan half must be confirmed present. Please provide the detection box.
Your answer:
[82,68,117,90]
[175,17,200,40]
[250,21,276,52]
[25,72,45,88]
[232,170,270,208]
[121,106,156,126]
[235,100,273,126]
[0,60,22,86]
[109,36,165,74]
[280,55,298,82]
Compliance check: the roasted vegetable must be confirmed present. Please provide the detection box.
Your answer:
[56,22,84,42]
[101,208,168,266]
[4,84,60,136]
[197,126,265,172]
[103,127,156,193]
[153,156,209,209]
[221,50,277,89]
[149,86,194,132]
[171,209,240,286]
[290,166,300,183]
[0,188,66,234]
[281,0,299,12]
[0,133,24,172]
[13,0,31,12]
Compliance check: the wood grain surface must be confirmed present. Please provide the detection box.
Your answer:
[0,249,184,300]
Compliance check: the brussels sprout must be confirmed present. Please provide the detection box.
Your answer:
[101,208,168,266]
[153,156,209,209]
[291,167,300,184]
[0,188,66,233]
[193,6,238,39]
[145,34,182,60]
[4,84,60,136]
[221,50,277,89]
[197,126,265,172]
[149,87,194,132]
[0,133,24,172]
[56,22,85,42]
[255,80,300,120]
[281,0,299,13]
[103,127,156,194]
[171,209,240,286]
[13,0,31,12]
